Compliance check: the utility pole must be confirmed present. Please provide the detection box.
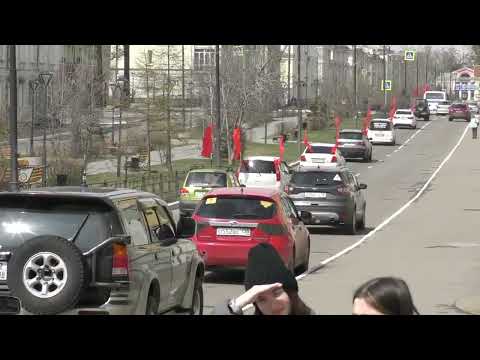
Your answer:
[353,45,357,111]
[8,45,18,192]
[116,89,122,178]
[425,50,428,85]
[287,45,291,105]
[434,63,437,89]
[115,45,119,80]
[182,45,186,128]
[297,45,302,155]
[123,45,130,98]
[404,57,407,97]
[416,52,419,97]
[215,45,221,167]
[305,52,309,108]
[166,45,172,171]
[383,45,387,108]
[146,63,151,173]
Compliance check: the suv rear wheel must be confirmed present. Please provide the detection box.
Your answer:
[7,235,85,315]
[345,208,357,235]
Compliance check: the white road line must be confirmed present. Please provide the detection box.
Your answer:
[355,173,360,177]
[368,166,373,169]
[299,122,470,280]
[386,154,391,157]
[394,149,399,152]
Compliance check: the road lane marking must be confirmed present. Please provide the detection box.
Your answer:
[355,173,360,177]
[394,149,399,152]
[386,154,391,157]
[368,166,373,169]
[297,122,469,280]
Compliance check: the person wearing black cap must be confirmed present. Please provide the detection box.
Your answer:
[213,243,314,315]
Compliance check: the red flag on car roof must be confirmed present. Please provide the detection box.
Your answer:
[201,124,213,158]
[303,129,312,152]
[388,96,397,122]
[279,134,285,161]
[232,127,242,161]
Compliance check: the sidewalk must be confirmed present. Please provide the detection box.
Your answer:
[299,121,480,314]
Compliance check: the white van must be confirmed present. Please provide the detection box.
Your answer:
[237,156,291,191]
[367,119,396,145]
[424,91,447,115]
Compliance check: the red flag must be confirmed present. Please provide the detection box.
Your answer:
[201,124,213,158]
[388,96,397,121]
[303,129,312,152]
[232,127,242,160]
[362,106,372,135]
[279,134,285,160]
[334,115,342,148]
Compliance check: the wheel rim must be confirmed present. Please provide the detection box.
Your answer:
[192,287,201,315]
[22,252,68,299]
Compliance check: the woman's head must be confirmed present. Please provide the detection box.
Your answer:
[352,277,419,315]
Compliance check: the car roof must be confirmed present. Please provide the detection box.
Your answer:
[243,156,280,161]
[205,187,279,198]
[6,186,169,206]
[188,168,229,174]
[309,142,335,147]
[339,129,362,133]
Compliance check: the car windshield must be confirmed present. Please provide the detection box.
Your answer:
[369,121,392,131]
[396,110,411,115]
[0,197,120,252]
[339,132,362,140]
[291,172,345,186]
[452,104,466,109]
[196,196,276,219]
[240,160,275,174]
[185,172,227,187]
[308,146,334,153]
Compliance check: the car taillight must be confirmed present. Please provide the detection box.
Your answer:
[331,156,337,163]
[180,187,189,194]
[300,155,306,161]
[112,243,129,280]
[336,185,349,195]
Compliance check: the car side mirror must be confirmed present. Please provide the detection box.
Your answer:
[358,183,367,190]
[298,210,312,223]
[0,296,21,315]
[177,217,196,238]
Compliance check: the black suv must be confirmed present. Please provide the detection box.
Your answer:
[286,167,367,235]
[0,187,204,315]
[414,98,430,121]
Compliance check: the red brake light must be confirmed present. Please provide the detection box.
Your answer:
[180,187,189,194]
[300,155,306,161]
[112,243,129,279]
[331,156,337,163]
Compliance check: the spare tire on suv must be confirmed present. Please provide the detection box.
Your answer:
[7,235,85,315]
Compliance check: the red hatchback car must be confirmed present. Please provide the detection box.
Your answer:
[191,187,311,275]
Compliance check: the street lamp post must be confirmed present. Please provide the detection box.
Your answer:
[29,79,40,156]
[8,45,18,192]
[38,72,53,187]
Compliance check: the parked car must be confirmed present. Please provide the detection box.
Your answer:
[337,129,372,162]
[392,109,417,129]
[0,187,204,315]
[367,119,396,145]
[299,143,347,168]
[286,166,367,235]
[179,168,240,218]
[237,156,291,191]
[414,98,430,121]
[448,103,471,122]
[436,101,451,116]
[467,102,479,114]
[191,187,311,275]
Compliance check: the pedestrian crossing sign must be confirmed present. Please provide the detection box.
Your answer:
[404,50,416,61]
[381,80,392,91]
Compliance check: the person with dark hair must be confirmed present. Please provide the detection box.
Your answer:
[352,277,419,315]
[213,243,314,315]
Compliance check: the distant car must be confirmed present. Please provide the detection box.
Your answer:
[191,187,311,275]
[337,129,372,162]
[0,187,204,315]
[449,103,471,122]
[179,168,240,218]
[299,143,346,168]
[414,98,430,121]
[367,119,396,145]
[467,102,479,114]
[393,109,417,129]
[436,101,451,116]
[237,156,291,191]
[286,166,367,235]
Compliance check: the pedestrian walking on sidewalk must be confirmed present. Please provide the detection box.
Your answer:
[469,115,479,139]
[212,243,315,315]
[352,277,419,315]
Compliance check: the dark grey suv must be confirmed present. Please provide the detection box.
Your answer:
[286,167,367,235]
[0,187,204,315]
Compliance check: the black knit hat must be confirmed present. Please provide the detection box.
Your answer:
[244,243,298,292]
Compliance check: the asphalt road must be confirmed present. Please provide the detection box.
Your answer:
[200,115,472,314]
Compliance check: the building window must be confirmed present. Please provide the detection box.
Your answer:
[194,48,215,70]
